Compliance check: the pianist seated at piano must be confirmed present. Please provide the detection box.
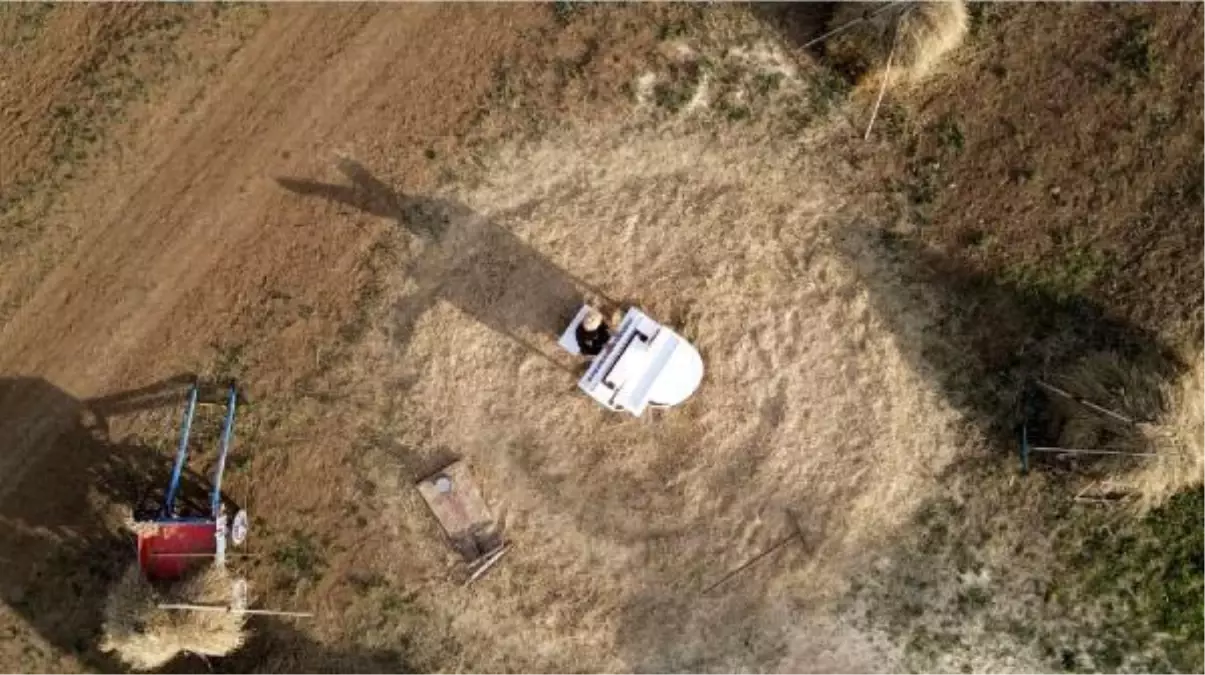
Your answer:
[558,304,704,417]
[574,308,611,358]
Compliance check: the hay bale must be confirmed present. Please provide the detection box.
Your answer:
[1050,350,1204,509]
[101,563,248,670]
[1057,414,1108,450]
[1060,351,1166,422]
[825,1,968,85]
[1053,351,1164,449]
[123,517,163,537]
[1046,351,1164,455]
[1129,351,1205,509]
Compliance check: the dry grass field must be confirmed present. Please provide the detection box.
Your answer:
[0,3,1200,673]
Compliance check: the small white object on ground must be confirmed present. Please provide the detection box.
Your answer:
[229,510,249,547]
[435,476,454,493]
[230,578,248,612]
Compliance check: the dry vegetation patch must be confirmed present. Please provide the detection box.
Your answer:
[328,66,987,667]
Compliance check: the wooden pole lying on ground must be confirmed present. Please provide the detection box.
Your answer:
[466,545,509,585]
[701,534,796,596]
[1034,380,1136,426]
[158,603,313,618]
[1028,446,1156,458]
[702,509,810,596]
[864,13,904,141]
[149,552,261,559]
[1073,480,1129,505]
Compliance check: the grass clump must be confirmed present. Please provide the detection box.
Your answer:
[1108,18,1153,79]
[1002,245,1112,303]
[273,530,327,584]
[1061,486,1204,672]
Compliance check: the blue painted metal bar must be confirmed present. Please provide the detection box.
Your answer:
[1020,420,1030,474]
[210,383,238,518]
[164,383,200,516]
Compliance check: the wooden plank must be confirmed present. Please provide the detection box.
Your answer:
[1029,446,1156,457]
[466,545,509,585]
[158,604,313,617]
[416,461,503,564]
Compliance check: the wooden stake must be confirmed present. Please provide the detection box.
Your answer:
[1035,380,1136,426]
[865,5,911,141]
[1029,446,1156,458]
[466,545,509,585]
[158,603,313,618]
[703,510,811,596]
[864,40,897,140]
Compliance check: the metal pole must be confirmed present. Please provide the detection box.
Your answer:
[210,383,239,518]
[164,384,200,517]
[1020,421,1031,473]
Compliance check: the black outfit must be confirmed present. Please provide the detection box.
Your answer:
[576,323,611,357]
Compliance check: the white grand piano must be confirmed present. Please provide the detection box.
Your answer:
[558,306,704,417]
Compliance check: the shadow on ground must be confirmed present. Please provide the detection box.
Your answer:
[750,2,838,58]
[608,228,1184,672]
[842,228,1181,450]
[0,375,206,672]
[0,375,412,673]
[277,159,612,371]
[171,620,410,673]
[811,230,1189,669]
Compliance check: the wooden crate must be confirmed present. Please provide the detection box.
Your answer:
[416,461,504,568]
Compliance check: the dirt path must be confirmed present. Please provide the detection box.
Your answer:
[0,4,550,476]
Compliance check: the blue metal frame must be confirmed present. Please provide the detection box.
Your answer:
[162,385,199,517]
[1018,382,1037,474]
[159,381,239,521]
[211,384,239,517]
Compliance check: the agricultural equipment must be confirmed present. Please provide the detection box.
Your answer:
[133,380,248,582]
[559,305,704,417]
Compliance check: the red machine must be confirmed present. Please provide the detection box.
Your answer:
[134,381,248,581]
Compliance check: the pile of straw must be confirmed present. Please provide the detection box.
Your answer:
[825,1,969,85]
[1130,351,1205,508]
[100,563,248,670]
[1055,351,1165,449]
[1052,349,1204,509]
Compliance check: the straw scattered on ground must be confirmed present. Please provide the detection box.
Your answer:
[342,86,983,669]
